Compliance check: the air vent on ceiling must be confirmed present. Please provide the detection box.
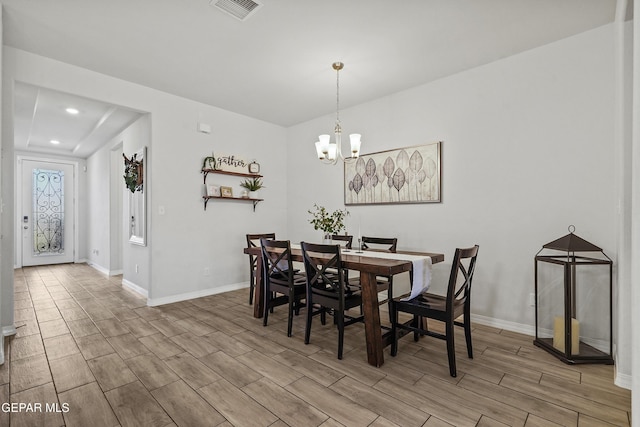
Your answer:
[210,0,263,21]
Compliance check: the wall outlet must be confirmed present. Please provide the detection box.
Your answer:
[529,293,536,307]
[204,267,211,276]
[135,264,139,273]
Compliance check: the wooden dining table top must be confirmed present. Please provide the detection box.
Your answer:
[244,245,444,273]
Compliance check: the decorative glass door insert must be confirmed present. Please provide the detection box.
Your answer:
[21,159,75,266]
[32,168,65,255]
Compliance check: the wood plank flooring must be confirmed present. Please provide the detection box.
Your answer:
[1,263,630,426]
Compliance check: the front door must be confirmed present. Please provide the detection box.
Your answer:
[21,159,75,266]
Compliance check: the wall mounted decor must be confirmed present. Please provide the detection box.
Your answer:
[124,147,146,246]
[344,142,441,205]
[220,186,233,198]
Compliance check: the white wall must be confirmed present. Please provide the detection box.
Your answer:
[288,24,618,339]
[2,47,289,307]
[121,115,150,293]
[86,116,146,277]
[0,6,5,362]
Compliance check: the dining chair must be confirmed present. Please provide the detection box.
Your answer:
[331,234,353,249]
[246,233,276,305]
[260,238,307,337]
[361,236,399,318]
[390,245,479,377]
[300,242,363,359]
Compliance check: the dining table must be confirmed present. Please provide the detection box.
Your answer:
[243,244,444,367]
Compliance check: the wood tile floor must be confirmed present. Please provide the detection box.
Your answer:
[1,263,631,426]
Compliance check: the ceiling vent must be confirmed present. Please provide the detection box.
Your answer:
[210,0,263,21]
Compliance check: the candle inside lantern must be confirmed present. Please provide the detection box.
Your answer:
[553,316,580,355]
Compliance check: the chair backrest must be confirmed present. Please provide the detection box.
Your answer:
[361,236,397,252]
[246,233,276,267]
[446,245,479,312]
[331,235,353,249]
[260,238,295,287]
[300,242,348,299]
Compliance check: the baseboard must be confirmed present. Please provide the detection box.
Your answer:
[87,262,123,277]
[614,370,632,390]
[0,326,14,365]
[87,261,109,276]
[122,279,149,299]
[148,282,248,307]
[3,326,17,337]
[471,313,535,336]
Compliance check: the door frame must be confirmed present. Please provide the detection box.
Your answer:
[15,155,80,268]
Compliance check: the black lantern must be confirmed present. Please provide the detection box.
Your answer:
[534,226,613,364]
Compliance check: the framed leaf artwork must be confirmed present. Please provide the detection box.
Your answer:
[344,142,441,205]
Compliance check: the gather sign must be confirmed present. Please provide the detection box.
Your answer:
[215,154,249,173]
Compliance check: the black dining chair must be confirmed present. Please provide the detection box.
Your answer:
[331,234,353,249]
[260,239,307,337]
[246,233,276,305]
[361,236,398,319]
[300,242,363,359]
[390,245,479,377]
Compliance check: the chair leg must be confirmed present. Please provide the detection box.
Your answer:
[337,309,345,360]
[287,292,294,337]
[249,270,255,305]
[263,286,270,327]
[446,320,457,377]
[304,299,313,345]
[464,316,473,359]
[413,315,420,342]
[320,309,327,325]
[387,283,394,323]
[390,301,398,357]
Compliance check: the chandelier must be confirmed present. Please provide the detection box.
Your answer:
[314,62,362,165]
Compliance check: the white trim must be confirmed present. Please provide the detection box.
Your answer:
[87,262,110,276]
[88,262,122,277]
[471,313,535,336]
[148,282,248,307]
[0,336,4,365]
[2,326,17,337]
[122,279,148,299]
[615,371,632,390]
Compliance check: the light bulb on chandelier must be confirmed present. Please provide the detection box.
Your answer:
[314,62,362,165]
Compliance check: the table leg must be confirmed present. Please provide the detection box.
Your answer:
[253,256,264,318]
[360,271,384,367]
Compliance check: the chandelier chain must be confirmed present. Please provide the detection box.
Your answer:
[336,65,340,125]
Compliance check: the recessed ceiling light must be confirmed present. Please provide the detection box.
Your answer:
[65,108,79,115]
[50,140,60,145]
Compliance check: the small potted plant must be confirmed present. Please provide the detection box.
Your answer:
[240,177,264,199]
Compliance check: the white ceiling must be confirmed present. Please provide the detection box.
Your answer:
[13,83,142,158]
[2,0,622,157]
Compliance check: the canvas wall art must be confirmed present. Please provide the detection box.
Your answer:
[344,142,441,205]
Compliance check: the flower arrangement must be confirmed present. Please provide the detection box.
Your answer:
[308,204,349,235]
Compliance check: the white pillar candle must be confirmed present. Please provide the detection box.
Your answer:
[553,316,580,355]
